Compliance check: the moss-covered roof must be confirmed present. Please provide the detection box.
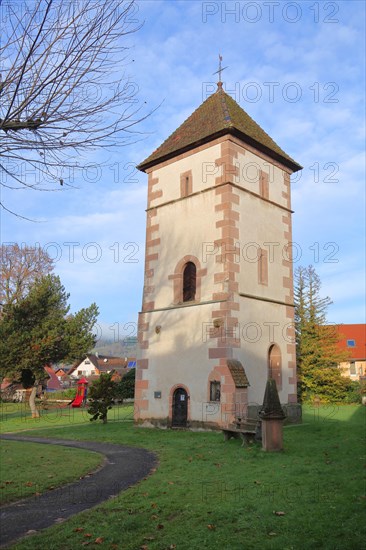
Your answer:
[138,84,302,173]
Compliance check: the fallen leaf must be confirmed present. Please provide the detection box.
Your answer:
[168,481,174,485]
[25,481,33,487]
[273,511,285,516]
[157,524,164,530]
[151,502,158,508]
[83,533,92,538]
[268,531,277,536]
[94,537,104,544]
[207,524,216,530]
[74,527,84,532]
[143,536,155,541]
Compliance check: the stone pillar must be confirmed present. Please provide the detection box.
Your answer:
[259,378,286,452]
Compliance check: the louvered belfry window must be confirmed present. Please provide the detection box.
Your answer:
[183,262,196,302]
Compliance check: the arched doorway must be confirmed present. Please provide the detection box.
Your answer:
[172,387,188,427]
[268,344,282,391]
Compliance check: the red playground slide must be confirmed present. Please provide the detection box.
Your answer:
[71,377,88,408]
[71,394,84,408]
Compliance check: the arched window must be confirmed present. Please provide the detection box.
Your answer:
[183,262,196,302]
[268,344,282,391]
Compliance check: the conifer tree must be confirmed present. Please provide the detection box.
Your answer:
[294,265,349,400]
[0,274,98,416]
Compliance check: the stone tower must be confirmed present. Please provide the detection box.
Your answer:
[134,82,302,428]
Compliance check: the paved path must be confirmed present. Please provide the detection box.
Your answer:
[0,435,157,548]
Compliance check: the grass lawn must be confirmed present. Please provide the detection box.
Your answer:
[0,402,365,549]
[0,440,103,505]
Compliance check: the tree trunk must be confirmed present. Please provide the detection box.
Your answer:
[29,383,40,418]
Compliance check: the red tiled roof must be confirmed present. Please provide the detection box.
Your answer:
[138,85,302,173]
[336,324,366,360]
[44,365,62,390]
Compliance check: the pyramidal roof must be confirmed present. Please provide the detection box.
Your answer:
[138,83,302,173]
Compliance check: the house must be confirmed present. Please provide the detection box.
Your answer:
[53,365,73,388]
[336,324,366,381]
[134,77,302,429]
[54,365,72,379]
[44,365,62,391]
[69,354,134,382]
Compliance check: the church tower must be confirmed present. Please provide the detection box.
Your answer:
[134,80,302,428]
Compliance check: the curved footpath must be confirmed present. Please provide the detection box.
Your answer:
[0,435,157,548]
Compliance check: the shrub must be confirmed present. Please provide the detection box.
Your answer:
[44,388,76,400]
[87,373,117,423]
[343,381,362,404]
[302,367,361,403]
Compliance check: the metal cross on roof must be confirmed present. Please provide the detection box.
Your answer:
[213,54,228,83]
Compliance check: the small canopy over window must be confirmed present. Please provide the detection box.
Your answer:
[183,261,196,302]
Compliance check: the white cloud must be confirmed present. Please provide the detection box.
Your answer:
[2,0,365,326]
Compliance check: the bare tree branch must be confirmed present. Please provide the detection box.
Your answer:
[0,0,148,215]
[0,243,54,309]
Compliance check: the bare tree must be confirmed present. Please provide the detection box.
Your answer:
[0,0,145,215]
[0,243,54,310]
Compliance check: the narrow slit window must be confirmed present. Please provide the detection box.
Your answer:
[180,171,192,198]
[258,248,268,285]
[259,170,269,199]
[185,176,189,196]
[183,261,196,302]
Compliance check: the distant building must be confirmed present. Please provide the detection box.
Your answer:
[44,365,62,391]
[69,354,134,382]
[336,324,366,381]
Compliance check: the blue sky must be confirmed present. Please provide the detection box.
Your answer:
[1,0,365,343]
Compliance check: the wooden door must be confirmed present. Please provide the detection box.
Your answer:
[172,388,188,427]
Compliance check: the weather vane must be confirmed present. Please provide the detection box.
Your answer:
[213,54,228,83]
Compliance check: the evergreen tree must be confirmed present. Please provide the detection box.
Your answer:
[0,274,98,416]
[294,265,349,401]
[115,368,136,401]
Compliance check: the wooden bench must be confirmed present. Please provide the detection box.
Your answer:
[222,420,261,446]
